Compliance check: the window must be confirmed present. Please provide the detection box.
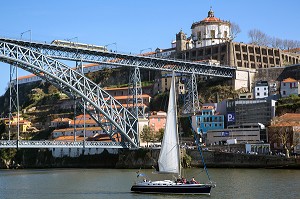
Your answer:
[197,31,201,40]
[257,88,259,91]
[264,92,267,96]
[211,30,215,39]
[224,31,228,38]
[257,93,260,96]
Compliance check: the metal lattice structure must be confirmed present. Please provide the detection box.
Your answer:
[0,140,130,149]
[183,73,201,115]
[8,64,20,140]
[127,67,145,118]
[0,41,138,148]
[0,37,235,77]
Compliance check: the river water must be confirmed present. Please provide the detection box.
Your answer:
[0,168,299,199]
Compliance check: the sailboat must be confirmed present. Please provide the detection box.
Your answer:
[131,72,214,195]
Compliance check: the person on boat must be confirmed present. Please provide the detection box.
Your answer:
[181,177,187,184]
[190,177,198,184]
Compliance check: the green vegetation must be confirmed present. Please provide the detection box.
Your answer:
[182,152,192,168]
[149,92,169,112]
[276,94,300,115]
[140,125,164,145]
[198,81,239,103]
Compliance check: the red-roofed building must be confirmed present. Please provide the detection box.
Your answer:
[148,111,167,133]
[3,116,32,132]
[268,113,300,155]
[52,126,105,138]
[50,118,72,129]
[280,77,300,97]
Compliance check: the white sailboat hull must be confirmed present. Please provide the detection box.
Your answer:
[131,180,212,194]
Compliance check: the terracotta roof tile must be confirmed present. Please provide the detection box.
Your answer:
[282,77,298,83]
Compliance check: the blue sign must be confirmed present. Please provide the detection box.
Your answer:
[227,113,235,123]
[221,131,229,137]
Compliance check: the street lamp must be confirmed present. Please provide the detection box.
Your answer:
[140,47,152,55]
[104,42,117,52]
[20,30,31,42]
[65,37,78,43]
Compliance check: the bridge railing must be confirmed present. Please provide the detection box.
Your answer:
[0,140,130,149]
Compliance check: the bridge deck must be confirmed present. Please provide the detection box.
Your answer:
[0,140,130,149]
[0,37,236,77]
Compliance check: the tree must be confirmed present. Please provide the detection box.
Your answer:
[291,131,300,155]
[248,29,269,46]
[48,85,59,95]
[156,128,165,142]
[247,29,300,50]
[274,126,292,158]
[270,37,283,49]
[230,22,241,41]
[140,125,154,146]
[269,119,294,158]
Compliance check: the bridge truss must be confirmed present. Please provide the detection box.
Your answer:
[0,41,138,148]
[0,37,235,77]
[0,38,236,149]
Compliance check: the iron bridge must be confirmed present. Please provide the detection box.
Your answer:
[0,37,236,77]
[0,37,237,149]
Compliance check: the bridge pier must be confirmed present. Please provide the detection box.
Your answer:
[183,73,200,115]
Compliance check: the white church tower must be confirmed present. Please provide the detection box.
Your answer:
[191,7,231,48]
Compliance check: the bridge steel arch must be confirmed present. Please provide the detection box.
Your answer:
[0,37,236,77]
[0,41,139,148]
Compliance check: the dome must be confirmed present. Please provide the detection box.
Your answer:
[191,7,228,29]
[201,7,221,22]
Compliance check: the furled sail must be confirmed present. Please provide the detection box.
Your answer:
[157,72,180,175]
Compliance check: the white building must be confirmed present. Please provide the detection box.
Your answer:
[191,8,231,48]
[52,126,104,138]
[254,81,269,99]
[50,118,72,129]
[51,145,118,158]
[206,123,265,145]
[280,77,300,98]
[15,74,42,85]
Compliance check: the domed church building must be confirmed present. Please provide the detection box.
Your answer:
[191,7,231,48]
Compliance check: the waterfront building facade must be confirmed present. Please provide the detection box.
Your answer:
[206,123,265,145]
[267,113,300,155]
[226,99,276,127]
[245,143,270,155]
[148,111,167,133]
[191,105,224,134]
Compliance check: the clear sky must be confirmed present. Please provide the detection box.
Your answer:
[0,0,299,95]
